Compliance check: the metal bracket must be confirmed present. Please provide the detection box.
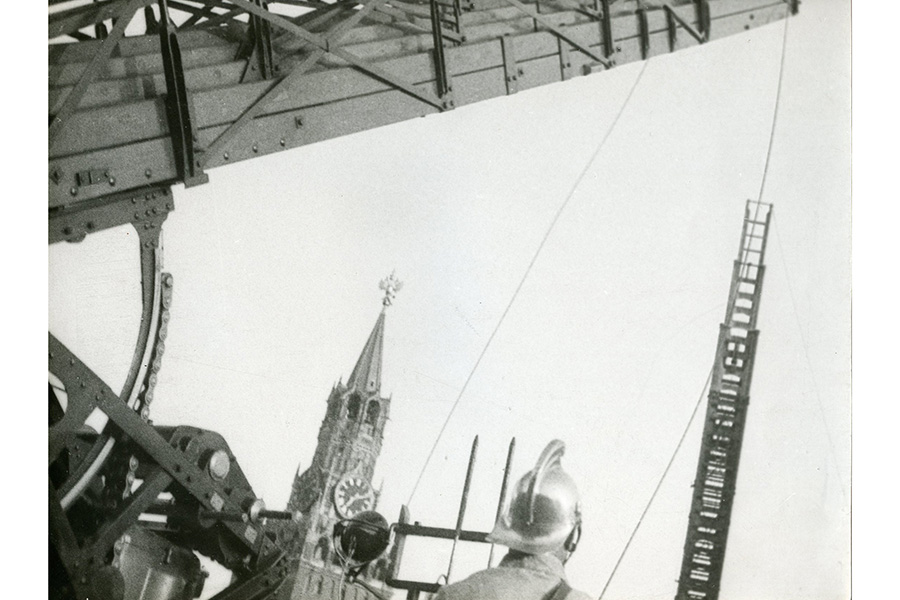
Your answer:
[239,1,276,82]
[694,0,711,37]
[501,35,520,95]
[664,3,707,46]
[789,0,800,15]
[158,0,208,188]
[144,5,159,34]
[49,186,173,244]
[636,6,650,59]
[598,0,615,57]
[431,0,455,108]
[559,39,574,81]
[665,5,676,50]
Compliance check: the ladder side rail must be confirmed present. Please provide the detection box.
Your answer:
[674,201,770,600]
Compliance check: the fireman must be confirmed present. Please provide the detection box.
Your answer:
[432,439,591,600]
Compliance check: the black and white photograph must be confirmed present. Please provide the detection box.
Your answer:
[44,1,854,599]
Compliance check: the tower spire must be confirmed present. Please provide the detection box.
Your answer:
[346,272,402,394]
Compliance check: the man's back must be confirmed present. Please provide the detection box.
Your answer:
[432,552,592,600]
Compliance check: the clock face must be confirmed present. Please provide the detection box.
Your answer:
[333,475,375,518]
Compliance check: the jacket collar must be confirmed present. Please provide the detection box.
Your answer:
[497,551,567,580]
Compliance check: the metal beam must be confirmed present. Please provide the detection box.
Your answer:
[201,49,326,167]
[665,3,707,44]
[229,0,446,108]
[49,0,153,39]
[48,0,148,150]
[49,0,795,208]
[158,0,209,186]
[502,0,612,67]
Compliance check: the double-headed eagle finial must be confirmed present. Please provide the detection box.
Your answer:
[379,271,403,307]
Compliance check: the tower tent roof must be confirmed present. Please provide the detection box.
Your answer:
[347,309,386,395]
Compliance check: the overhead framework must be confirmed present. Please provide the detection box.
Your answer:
[49,0,797,226]
[48,2,798,598]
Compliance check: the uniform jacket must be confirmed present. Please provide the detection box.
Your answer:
[431,551,592,600]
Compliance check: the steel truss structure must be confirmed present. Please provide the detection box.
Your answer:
[48,2,796,599]
[49,0,796,212]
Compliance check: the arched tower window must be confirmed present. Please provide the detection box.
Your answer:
[347,393,362,420]
[314,537,330,563]
[365,400,380,426]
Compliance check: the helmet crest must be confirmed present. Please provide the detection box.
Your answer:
[488,439,582,555]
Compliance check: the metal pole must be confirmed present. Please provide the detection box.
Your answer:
[445,436,478,583]
[488,437,516,567]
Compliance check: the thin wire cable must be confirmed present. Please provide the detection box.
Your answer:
[406,60,652,506]
[598,367,713,600]
[754,6,845,500]
[757,15,790,201]
[770,215,848,502]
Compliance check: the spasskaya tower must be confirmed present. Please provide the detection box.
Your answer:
[286,273,401,570]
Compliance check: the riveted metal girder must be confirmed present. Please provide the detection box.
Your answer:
[49,0,796,211]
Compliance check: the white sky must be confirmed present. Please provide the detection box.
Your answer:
[44,1,855,598]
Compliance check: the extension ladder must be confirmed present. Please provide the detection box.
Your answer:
[674,200,772,600]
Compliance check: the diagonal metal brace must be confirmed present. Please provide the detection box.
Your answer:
[226,0,444,108]
[49,0,150,151]
[664,3,707,44]
[325,0,388,42]
[502,0,612,68]
[201,49,325,168]
[49,0,155,39]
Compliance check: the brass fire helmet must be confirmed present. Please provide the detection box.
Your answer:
[487,439,582,555]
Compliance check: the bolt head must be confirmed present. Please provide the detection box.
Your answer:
[208,450,231,481]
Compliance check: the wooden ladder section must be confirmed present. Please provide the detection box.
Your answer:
[675,200,772,600]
